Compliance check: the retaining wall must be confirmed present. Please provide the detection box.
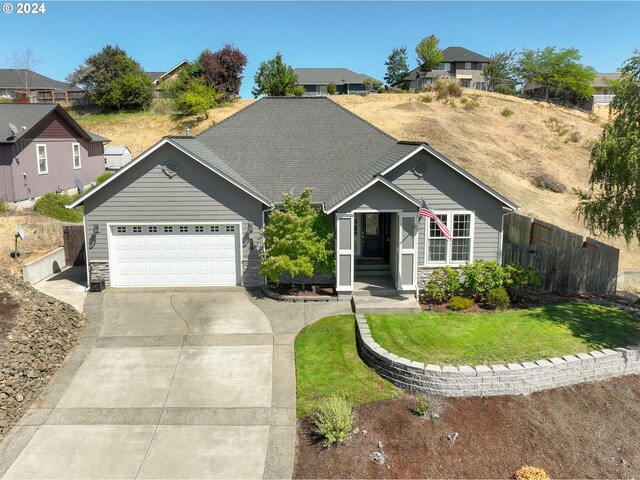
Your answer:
[356,314,640,397]
[22,247,66,285]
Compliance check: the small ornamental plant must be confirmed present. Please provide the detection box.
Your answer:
[447,296,474,311]
[313,396,356,447]
[414,396,431,416]
[486,287,510,310]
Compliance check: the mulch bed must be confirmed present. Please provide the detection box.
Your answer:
[295,375,640,479]
[268,284,336,297]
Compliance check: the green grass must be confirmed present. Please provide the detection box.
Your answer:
[33,193,83,223]
[367,302,640,366]
[294,315,402,418]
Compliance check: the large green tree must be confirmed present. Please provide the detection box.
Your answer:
[261,189,334,284]
[384,46,409,86]
[415,35,444,74]
[67,45,153,111]
[252,53,299,97]
[516,47,596,101]
[577,51,640,244]
[483,49,517,89]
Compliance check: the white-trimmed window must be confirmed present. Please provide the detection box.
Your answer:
[425,212,474,266]
[72,143,81,169]
[36,144,48,175]
[465,62,472,70]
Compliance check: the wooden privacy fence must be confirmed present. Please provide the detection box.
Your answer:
[63,225,85,267]
[503,214,619,295]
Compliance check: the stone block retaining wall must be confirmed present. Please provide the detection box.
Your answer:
[356,314,640,397]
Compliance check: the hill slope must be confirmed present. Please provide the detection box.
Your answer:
[74,92,639,272]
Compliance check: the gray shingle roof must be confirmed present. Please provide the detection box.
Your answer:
[0,69,69,91]
[592,73,622,87]
[401,46,490,82]
[294,68,381,86]
[195,97,399,205]
[146,72,165,83]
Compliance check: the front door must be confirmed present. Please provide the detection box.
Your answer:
[362,213,383,257]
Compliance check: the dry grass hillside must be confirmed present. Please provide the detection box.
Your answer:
[74,92,639,273]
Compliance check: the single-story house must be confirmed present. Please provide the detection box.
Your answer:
[294,68,382,96]
[104,146,132,170]
[0,69,72,104]
[147,60,193,97]
[0,103,109,204]
[399,47,491,91]
[69,97,517,293]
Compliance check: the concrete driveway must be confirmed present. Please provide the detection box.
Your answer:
[0,288,297,479]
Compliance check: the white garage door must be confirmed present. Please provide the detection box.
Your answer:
[109,224,240,287]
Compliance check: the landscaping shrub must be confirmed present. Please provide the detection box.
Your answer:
[515,465,550,480]
[377,86,385,94]
[423,266,462,303]
[501,107,514,117]
[327,82,336,95]
[447,296,474,311]
[494,84,515,95]
[420,94,433,103]
[413,396,431,416]
[531,172,567,193]
[544,116,569,136]
[431,77,462,100]
[96,171,113,184]
[461,260,503,300]
[503,263,541,301]
[33,193,83,223]
[485,287,510,310]
[314,396,355,447]
[461,97,480,111]
[293,85,305,97]
[0,197,8,215]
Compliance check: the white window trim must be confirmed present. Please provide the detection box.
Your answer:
[424,211,475,267]
[36,144,48,175]
[72,143,81,170]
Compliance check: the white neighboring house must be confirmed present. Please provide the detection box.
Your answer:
[104,146,132,171]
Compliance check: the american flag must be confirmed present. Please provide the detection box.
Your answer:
[419,200,453,241]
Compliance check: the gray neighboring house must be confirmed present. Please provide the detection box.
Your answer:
[104,146,132,171]
[69,97,517,293]
[294,68,381,96]
[147,60,193,97]
[0,69,71,103]
[591,73,622,106]
[400,46,491,91]
[0,103,109,204]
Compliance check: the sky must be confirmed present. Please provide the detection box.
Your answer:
[0,1,638,98]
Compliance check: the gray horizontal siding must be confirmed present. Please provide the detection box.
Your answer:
[84,143,264,263]
[384,150,504,265]
[336,181,417,213]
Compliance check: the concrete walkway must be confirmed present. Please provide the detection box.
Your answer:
[0,287,352,479]
[33,266,87,313]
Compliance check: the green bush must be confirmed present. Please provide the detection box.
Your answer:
[96,171,114,184]
[33,193,83,223]
[314,396,355,447]
[293,85,305,97]
[486,287,510,310]
[494,84,515,95]
[502,263,541,301]
[423,266,462,303]
[414,396,431,416]
[327,82,337,95]
[501,108,514,117]
[377,86,386,94]
[0,98,12,104]
[447,296,474,311]
[0,197,9,215]
[420,94,433,103]
[461,260,504,300]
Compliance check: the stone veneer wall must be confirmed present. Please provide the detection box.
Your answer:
[356,314,640,397]
[90,261,110,287]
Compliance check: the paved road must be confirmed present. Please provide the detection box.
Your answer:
[0,287,351,479]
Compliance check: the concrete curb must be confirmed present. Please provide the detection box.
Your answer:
[355,313,640,397]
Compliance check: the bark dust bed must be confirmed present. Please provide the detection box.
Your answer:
[295,375,640,479]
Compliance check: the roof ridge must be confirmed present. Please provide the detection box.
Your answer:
[325,97,398,142]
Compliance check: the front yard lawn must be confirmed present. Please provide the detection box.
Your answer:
[368,302,640,366]
[294,315,402,418]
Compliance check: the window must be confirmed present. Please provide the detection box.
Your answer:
[443,62,451,72]
[460,79,471,88]
[477,63,485,71]
[210,226,220,232]
[425,212,474,265]
[225,225,235,232]
[72,143,81,169]
[133,226,142,233]
[179,226,189,233]
[116,226,127,234]
[465,62,472,70]
[195,226,204,233]
[36,144,48,174]
[148,226,158,233]
[164,226,173,233]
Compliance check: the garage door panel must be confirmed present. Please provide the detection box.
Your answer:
[110,225,240,287]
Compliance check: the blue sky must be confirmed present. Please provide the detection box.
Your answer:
[1,1,638,98]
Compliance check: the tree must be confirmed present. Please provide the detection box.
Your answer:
[173,78,222,118]
[260,188,335,284]
[363,78,382,92]
[576,51,640,244]
[67,45,153,111]
[199,44,248,101]
[8,48,38,91]
[483,49,517,90]
[516,47,596,101]
[415,35,444,74]
[384,46,409,86]
[252,53,299,97]
[327,82,336,95]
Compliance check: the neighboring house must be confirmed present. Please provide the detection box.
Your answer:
[591,73,622,106]
[294,68,382,96]
[0,104,109,203]
[0,69,73,103]
[70,97,517,293]
[104,146,132,171]
[400,47,491,91]
[146,60,193,97]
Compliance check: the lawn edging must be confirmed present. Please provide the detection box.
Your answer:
[355,313,640,397]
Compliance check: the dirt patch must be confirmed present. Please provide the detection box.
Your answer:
[295,375,640,479]
[268,284,336,297]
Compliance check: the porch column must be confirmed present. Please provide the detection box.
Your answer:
[336,213,354,292]
[397,213,419,291]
